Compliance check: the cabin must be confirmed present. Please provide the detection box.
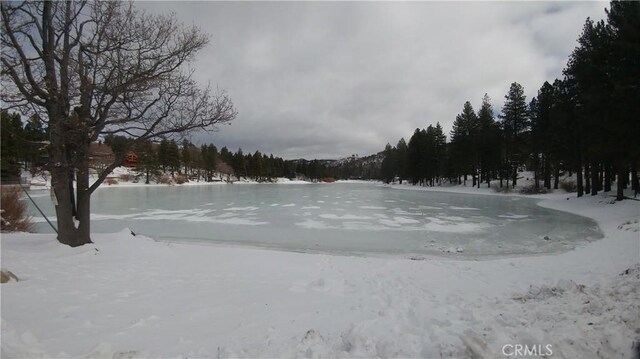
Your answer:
[124,151,138,167]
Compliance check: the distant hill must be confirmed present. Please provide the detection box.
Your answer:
[289,152,384,180]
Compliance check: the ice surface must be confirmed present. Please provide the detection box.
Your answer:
[27,183,603,257]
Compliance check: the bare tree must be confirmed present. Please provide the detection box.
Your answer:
[1,1,237,246]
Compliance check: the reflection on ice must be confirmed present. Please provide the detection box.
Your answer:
[27,183,603,258]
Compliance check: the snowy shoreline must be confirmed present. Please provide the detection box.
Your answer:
[2,184,639,358]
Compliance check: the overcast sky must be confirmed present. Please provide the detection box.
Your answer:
[142,1,608,160]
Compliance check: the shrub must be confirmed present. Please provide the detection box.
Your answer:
[156,175,173,185]
[0,269,19,283]
[518,184,549,194]
[321,177,336,183]
[491,183,513,193]
[0,186,34,232]
[175,175,188,185]
[105,178,118,185]
[559,179,577,193]
[119,173,134,182]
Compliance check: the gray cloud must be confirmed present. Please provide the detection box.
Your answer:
[141,1,607,159]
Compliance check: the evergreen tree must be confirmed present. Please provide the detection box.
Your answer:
[104,134,133,158]
[233,149,246,180]
[530,81,555,189]
[499,82,530,187]
[136,140,158,184]
[450,101,479,185]
[396,138,409,184]
[158,139,170,172]
[425,123,447,186]
[605,1,640,200]
[167,140,181,175]
[201,144,217,181]
[565,18,612,196]
[219,146,233,165]
[252,151,264,181]
[549,79,578,192]
[181,139,192,176]
[381,143,397,184]
[408,128,427,185]
[22,114,48,173]
[477,94,501,188]
[1,110,24,182]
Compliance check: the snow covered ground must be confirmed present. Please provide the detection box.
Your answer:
[1,184,639,358]
[22,167,310,190]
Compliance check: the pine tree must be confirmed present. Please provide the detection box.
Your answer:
[530,81,555,189]
[499,82,529,187]
[396,138,409,184]
[450,101,479,185]
[606,1,640,200]
[23,114,48,173]
[1,110,24,182]
[219,146,232,164]
[201,144,217,181]
[428,123,447,185]
[233,149,246,180]
[381,143,397,184]
[252,151,264,181]
[181,139,192,176]
[136,140,158,184]
[158,139,169,172]
[477,94,501,188]
[167,140,181,175]
[408,128,428,185]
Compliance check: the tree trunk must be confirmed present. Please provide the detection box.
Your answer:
[585,162,591,195]
[533,155,540,189]
[598,163,604,192]
[591,161,599,196]
[576,164,584,197]
[543,156,551,189]
[50,121,92,247]
[68,170,77,218]
[553,166,560,190]
[75,149,92,245]
[511,166,517,188]
[632,164,638,198]
[616,163,625,201]
[604,162,611,192]
[52,166,79,246]
[47,106,79,246]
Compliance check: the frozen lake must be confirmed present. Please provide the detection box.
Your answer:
[28,183,602,258]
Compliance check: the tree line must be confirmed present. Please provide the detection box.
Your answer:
[1,113,379,184]
[103,135,298,183]
[1,110,48,182]
[380,1,639,201]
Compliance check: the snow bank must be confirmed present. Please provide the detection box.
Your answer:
[1,189,638,358]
